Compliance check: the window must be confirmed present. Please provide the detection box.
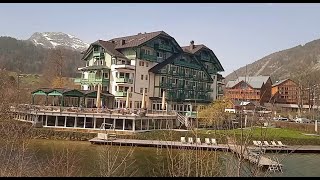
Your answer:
[141,75,144,80]
[115,86,117,91]
[146,62,149,67]
[145,88,148,93]
[140,88,143,94]
[103,73,108,79]
[145,75,148,80]
[139,61,145,66]
[131,87,133,92]
[157,52,163,58]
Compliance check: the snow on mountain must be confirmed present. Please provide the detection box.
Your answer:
[28,32,89,52]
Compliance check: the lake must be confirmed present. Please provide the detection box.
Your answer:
[28,139,320,177]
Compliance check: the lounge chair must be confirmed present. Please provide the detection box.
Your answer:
[277,141,287,147]
[196,138,201,145]
[211,138,217,145]
[271,141,281,147]
[181,137,186,144]
[253,140,260,146]
[257,141,263,146]
[188,137,194,144]
[263,141,271,147]
[205,138,211,145]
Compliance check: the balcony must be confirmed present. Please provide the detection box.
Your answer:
[174,60,202,70]
[140,53,157,62]
[185,73,193,78]
[207,69,216,74]
[201,55,210,62]
[155,44,172,52]
[177,82,184,88]
[159,68,168,74]
[185,111,197,118]
[198,86,205,91]
[74,78,110,86]
[178,71,185,77]
[186,84,195,90]
[198,94,209,100]
[115,77,133,84]
[206,87,213,92]
[115,91,132,97]
[113,64,135,70]
[93,51,104,57]
[160,81,169,88]
[218,90,224,95]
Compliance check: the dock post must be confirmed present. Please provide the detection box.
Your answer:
[74,117,77,128]
[94,118,97,129]
[132,119,135,132]
[55,116,58,127]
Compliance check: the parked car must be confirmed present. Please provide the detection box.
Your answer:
[294,118,312,124]
[273,117,289,121]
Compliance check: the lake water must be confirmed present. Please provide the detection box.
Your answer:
[29,139,320,177]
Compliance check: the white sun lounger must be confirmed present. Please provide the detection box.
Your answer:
[211,138,217,145]
[263,141,271,147]
[188,137,194,144]
[205,138,211,145]
[181,137,186,144]
[253,141,260,146]
[196,138,201,145]
[277,141,287,147]
[271,141,281,147]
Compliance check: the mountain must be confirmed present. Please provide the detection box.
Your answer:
[28,32,89,52]
[0,36,84,77]
[225,39,320,86]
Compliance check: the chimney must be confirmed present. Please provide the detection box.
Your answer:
[138,32,142,35]
[190,40,195,50]
[120,39,125,45]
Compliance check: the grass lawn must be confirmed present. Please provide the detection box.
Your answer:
[129,127,320,146]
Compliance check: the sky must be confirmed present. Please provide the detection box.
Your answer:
[1,3,320,76]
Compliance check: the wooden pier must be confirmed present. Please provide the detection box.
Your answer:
[89,137,229,151]
[228,144,282,170]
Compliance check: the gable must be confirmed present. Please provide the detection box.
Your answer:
[149,52,213,82]
[139,34,182,54]
[232,80,254,90]
[82,41,127,61]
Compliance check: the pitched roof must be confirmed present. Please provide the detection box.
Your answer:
[78,65,110,71]
[272,79,293,87]
[109,31,171,49]
[181,44,208,54]
[82,40,128,60]
[181,44,224,72]
[148,53,213,82]
[226,76,270,89]
[95,40,127,58]
[148,53,182,73]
